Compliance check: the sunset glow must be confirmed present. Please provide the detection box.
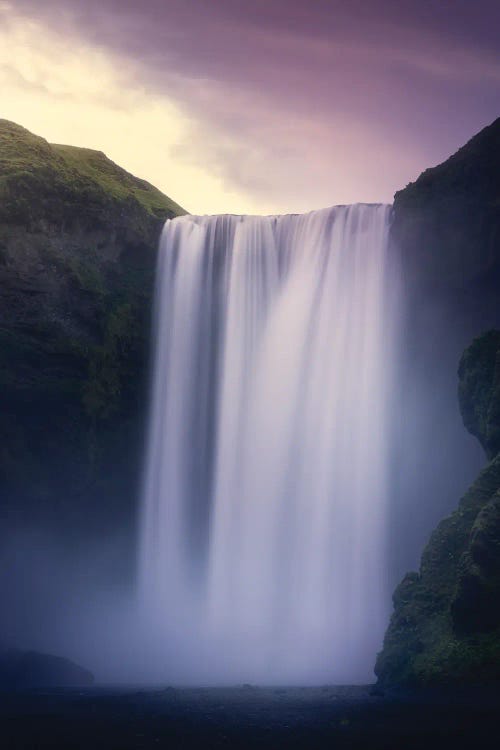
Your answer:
[2,0,498,213]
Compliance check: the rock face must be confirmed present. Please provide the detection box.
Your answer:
[378,117,500,685]
[3,115,500,684]
[376,331,500,686]
[458,331,500,460]
[392,116,500,295]
[0,120,185,550]
[387,117,500,586]
[0,648,94,689]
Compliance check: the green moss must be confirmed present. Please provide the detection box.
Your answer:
[53,144,186,219]
[411,629,500,684]
[376,332,500,687]
[0,119,176,538]
[0,119,186,226]
[0,121,61,173]
[458,330,500,459]
[82,302,140,422]
[0,326,83,396]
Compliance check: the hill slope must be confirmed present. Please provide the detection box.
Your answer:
[0,120,184,554]
[0,119,186,223]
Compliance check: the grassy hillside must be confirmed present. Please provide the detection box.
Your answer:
[0,119,186,223]
[0,119,184,555]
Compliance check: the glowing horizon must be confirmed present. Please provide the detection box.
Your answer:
[1,0,499,215]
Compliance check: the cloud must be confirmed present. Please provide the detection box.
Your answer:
[2,0,499,213]
[0,7,265,214]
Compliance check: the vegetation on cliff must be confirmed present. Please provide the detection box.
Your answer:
[376,331,500,685]
[458,331,500,460]
[0,119,185,224]
[0,119,185,545]
[3,115,500,681]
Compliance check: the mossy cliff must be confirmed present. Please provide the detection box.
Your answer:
[376,330,500,685]
[0,119,185,546]
[387,117,500,594]
[378,118,500,686]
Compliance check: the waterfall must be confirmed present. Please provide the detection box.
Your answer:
[140,204,397,684]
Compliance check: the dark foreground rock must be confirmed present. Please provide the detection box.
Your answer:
[376,331,500,685]
[0,684,499,749]
[0,648,94,689]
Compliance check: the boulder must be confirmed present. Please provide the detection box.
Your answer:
[0,648,94,689]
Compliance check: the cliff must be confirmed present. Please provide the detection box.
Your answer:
[392,116,500,294]
[376,331,500,685]
[3,115,500,682]
[386,116,500,597]
[376,116,500,686]
[0,119,185,549]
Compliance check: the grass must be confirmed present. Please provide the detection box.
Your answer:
[53,144,186,219]
[0,119,186,220]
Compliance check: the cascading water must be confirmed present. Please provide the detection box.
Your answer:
[140,204,397,684]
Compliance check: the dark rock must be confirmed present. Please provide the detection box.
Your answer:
[388,117,500,588]
[392,117,500,295]
[0,648,94,689]
[376,332,500,686]
[458,330,500,459]
[376,117,500,687]
[452,492,500,633]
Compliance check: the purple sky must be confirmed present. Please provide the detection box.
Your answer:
[5,0,500,212]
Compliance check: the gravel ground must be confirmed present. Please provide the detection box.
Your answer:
[1,683,499,749]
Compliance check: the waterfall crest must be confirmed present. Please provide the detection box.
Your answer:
[140,204,397,683]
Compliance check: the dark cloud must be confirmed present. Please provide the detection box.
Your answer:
[5,0,500,208]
